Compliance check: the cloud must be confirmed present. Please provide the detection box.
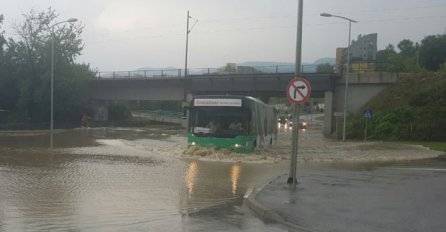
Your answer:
[95,0,160,33]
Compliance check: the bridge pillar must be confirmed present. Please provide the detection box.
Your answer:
[181,101,190,129]
[91,101,109,121]
[323,91,334,137]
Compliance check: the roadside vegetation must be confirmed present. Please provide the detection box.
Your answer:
[375,35,446,73]
[346,35,446,150]
[404,141,446,153]
[348,72,446,144]
[0,9,96,127]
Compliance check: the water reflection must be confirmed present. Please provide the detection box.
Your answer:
[185,161,199,198]
[230,163,241,195]
[0,127,289,231]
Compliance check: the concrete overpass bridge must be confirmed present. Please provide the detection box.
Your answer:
[88,67,402,136]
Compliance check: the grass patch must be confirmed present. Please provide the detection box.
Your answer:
[403,141,446,152]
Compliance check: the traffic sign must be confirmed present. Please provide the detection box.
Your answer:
[286,77,311,104]
[363,108,373,119]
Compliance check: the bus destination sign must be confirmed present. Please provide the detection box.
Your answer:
[194,98,242,107]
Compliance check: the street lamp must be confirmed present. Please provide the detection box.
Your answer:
[320,13,357,141]
[49,18,77,148]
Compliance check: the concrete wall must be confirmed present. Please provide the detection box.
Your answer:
[89,78,185,101]
[88,73,337,101]
[334,72,402,113]
[326,72,405,136]
[323,91,334,136]
[334,83,388,115]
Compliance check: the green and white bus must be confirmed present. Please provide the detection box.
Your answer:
[187,95,277,153]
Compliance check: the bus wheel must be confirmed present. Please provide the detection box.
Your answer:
[270,138,273,145]
[253,141,257,150]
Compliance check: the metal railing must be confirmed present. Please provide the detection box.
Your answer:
[95,61,408,79]
[95,64,321,79]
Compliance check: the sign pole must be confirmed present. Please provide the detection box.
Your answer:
[362,108,373,141]
[364,118,368,141]
[288,0,304,186]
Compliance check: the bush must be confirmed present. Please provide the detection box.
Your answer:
[349,73,446,141]
[108,103,132,121]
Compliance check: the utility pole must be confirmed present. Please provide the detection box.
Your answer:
[184,11,197,101]
[287,0,303,187]
[184,10,190,79]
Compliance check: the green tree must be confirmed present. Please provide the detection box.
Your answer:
[419,34,446,71]
[7,8,90,123]
[0,15,19,112]
[315,63,334,73]
[376,41,422,73]
[397,40,422,72]
[397,39,416,57]
[376,44,399,71]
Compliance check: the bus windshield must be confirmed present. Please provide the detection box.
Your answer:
[190,107,247,138]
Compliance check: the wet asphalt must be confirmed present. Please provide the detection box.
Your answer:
[1,124,444,231]
[255,158,446,232]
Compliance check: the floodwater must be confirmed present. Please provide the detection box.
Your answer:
[0,127,288,231]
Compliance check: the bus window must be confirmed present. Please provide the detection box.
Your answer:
[190,107,245,138]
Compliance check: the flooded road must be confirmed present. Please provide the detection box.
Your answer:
[0,127,288,231]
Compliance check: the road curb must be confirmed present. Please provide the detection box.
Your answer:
[244,175,313,232]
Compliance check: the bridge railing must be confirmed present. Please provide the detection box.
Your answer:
[94,61,405,79]
[95,64,321,79]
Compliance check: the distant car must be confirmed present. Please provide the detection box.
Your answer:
[278,116,288,125]
[298,120,308,129]
[289,118,308,129]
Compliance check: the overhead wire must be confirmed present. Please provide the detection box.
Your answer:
[3,4,445,43]
[85,14,446,44]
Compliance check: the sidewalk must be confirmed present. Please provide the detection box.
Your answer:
[247,160,446,232]
[246,116,446,231]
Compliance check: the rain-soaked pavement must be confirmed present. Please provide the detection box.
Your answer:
[1,123,444,231]
[0,127,289,231]
[256,158,446,232]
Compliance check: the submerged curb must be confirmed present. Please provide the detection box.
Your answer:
[244,176,313,232]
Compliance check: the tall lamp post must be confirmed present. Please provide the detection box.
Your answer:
[320,13,357,141]
[49,18,77,148]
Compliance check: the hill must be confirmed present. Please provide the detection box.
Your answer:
[349,72,446,141]
[135,58,336,74]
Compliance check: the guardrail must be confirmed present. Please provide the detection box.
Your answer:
[95,61,401,79]
[95,64,320,79]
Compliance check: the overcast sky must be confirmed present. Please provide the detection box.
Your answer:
[1,0,445,71]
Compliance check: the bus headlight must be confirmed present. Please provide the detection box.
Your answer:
[233,144,242,148]
[190,142,196,146]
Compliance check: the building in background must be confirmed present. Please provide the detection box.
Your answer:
[350,33,378,61]
[336,33,378,73]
